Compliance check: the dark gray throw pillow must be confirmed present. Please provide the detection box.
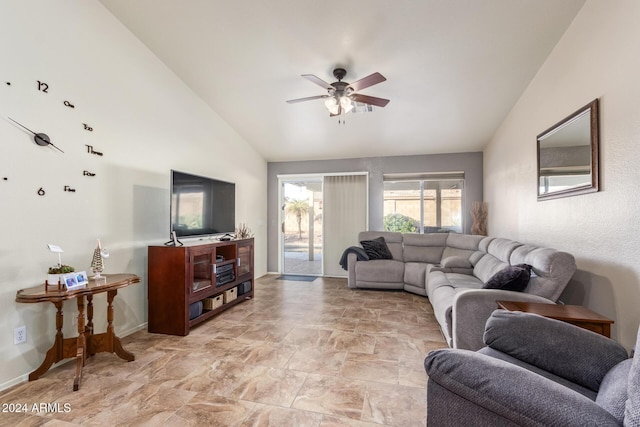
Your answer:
[483,264,531,291]
[513,263,533,273]
[360,237,393,260]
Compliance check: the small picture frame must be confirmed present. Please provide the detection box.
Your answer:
[62,272,86,291]
[75,271,88,287]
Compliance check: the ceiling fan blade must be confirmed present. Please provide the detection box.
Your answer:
[286,95,329,104]
[351,94,390,107]
[346,72,386,92]
[301,74,334,91]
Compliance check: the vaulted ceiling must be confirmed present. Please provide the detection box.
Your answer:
[99,0,585,162]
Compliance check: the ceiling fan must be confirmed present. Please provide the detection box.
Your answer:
[286,68,389,116]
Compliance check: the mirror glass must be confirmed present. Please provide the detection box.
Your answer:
[537,99,599,200]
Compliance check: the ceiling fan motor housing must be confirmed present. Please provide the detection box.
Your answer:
[332,67,347,81]
[330,81,350,97]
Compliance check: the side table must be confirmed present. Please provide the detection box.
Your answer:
[496,300,614,338]
[15,273,140,391]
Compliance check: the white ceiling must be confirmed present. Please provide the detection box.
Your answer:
[99,0,585,162]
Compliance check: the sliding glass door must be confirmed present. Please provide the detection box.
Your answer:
[281,178,323,275]
[279,173,368,277]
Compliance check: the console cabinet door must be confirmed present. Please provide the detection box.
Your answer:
[189,248,215,296]
[237,239,254,281]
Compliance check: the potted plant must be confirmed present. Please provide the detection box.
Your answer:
[235,223,253,239]
[47,264,75,285]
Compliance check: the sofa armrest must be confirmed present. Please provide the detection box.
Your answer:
[483,310,628,392]
[451,289,553,350]
[425,349,620,427]
[347,252,358,288]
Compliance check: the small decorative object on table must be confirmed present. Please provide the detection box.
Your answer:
[90,239,109,282]
[47,263,75,291]
[63,271,88,291]
[235,223,253,239]
[46,243,71,290]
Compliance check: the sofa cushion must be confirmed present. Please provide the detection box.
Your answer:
[473,238,523,283]
[441,234,485,261]
[441,256,472,268]
[484,311,629,392]
[360,237,393,260]
[427,271,484,296]
[483,265,531,292]
[595,359,632,423]
[402,233,448,263]
[624,327,640,425]
[445,233,485,251]
[428,272,485,346]
[479,347,597,400]
[404,262,428,289]
[355,259,405,283]
[510,245,577,301]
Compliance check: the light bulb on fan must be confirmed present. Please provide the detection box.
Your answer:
[324,97,340,115]
[340,96,354,113]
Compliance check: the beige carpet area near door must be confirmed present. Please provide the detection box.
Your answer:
[0,275,447,426]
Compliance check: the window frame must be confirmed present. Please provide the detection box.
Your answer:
[383,173,464,234]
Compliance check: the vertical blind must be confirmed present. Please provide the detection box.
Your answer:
[323,174,367,277]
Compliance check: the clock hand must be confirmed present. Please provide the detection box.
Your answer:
[7,117,38,135]
[39,135,64,153]
[7,117,64,153]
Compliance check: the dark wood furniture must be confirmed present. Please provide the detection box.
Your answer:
[148,238,254,336]
[15,273,141,391]
[496,300,614,338]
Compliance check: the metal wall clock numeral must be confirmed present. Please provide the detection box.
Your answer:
[85,144,103,156]
[37,80,49,93]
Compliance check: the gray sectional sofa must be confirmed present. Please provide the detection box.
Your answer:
[347,231,577,350]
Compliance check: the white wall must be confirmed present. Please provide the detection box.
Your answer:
[0,0,267,389]
[485,1,640,350]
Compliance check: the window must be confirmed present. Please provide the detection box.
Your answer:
[383,174,464,233]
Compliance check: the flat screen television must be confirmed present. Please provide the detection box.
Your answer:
[170,170,235,239]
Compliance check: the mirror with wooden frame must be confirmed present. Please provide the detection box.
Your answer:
[537,99,599,200]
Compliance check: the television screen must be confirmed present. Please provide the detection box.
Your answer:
[171,170,235,238]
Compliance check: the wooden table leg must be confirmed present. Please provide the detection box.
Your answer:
[85,294,95,357]
[73,296,87,391]
[28,301,65,381]
[107,289,135,362]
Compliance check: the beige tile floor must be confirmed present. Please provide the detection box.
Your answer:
[0,275,447,426]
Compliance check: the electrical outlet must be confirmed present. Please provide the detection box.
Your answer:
[14,326,26,345]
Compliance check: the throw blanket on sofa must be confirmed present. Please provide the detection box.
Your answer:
[339,246,369,270]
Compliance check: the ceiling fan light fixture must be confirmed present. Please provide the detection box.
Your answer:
[340,96,354,113]
[324,97,340,115]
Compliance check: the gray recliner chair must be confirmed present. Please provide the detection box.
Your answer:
[424,310,640,426]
